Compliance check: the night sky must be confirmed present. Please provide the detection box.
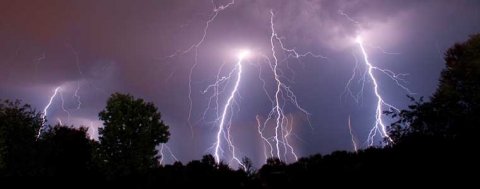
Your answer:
[1,0,480,167]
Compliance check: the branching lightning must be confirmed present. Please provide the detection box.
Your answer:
[207,50,248,167]
[163,0,237,137]
[252,10,328,163]
[355,36,397,144]
[38,86,61,139]
[340,11,413,146]
[2,0,429,167]
[59,90,71,123]
[68,46,84,111]
[160,144,179,165]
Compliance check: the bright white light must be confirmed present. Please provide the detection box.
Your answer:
[237,50,250,59]
[355,36,363,44]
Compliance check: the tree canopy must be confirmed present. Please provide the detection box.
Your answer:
[387,34,480,145]
[0,99,42,176]
[98,93,170,177]
[38,124,94,178]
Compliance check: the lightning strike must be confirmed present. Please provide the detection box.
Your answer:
[356,35,399,145]
[38,86,61,139]
[256,115,274,160]
[163,0,236,137]
[57,118,63,126]
[68,46,85,111]
[211,50,248,167]
[339,10,361,26]
[341,51,363,103]
[89,121,95,140]
[339,10,414,147]
[59,90,71,123]
[73,82,82,111]
[253,10,326,163]
[159,144,179,165]
[348,115,358,152]
[248,10,330,163]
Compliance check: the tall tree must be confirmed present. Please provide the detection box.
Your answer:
[98,93,170,177]
[387,33,480,145]
[0,99,42,176]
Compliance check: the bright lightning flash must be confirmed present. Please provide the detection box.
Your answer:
[340,11,413,147]
[38,86,61,139]
[355,35,400,145]
[162,0,237,137]
[254,10,327,163]
[210,50,249,168]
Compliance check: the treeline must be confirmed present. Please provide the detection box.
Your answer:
[1,34,480,187]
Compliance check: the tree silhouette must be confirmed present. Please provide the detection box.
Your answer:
[241,156,256,177]
[384,33,480,183]
[38,124,93,178]
[387,33,480,144]
[98,93,170,178]
[0,99,42,176]
[259,157,287,189]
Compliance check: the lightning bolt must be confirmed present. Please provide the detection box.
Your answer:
[254,10,327,163]
[255,115,272,160]
[89,121,96,140]
[57,118,63,126]
[68,46,84,111]
[163,0,236,137]
[38,86,61,139]
[210,51,248,167]
[59,90,71,123]
[341,51,364,103]
[347,115,358,152]
[159,144,179,165]
[73,82,82,111]
[355,36,398,145]
[339,11,414,147]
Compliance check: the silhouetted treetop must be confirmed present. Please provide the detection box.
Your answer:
[98,93,170,177]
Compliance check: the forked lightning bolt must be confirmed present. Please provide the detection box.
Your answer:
[338,11,414,147]
[159,144,179,165]
[59,90,72,123]
[163,0,236,137]
[38,86,61,139]
[254,10,327,163]
[355,36,399,145]
[210,51,249,168]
